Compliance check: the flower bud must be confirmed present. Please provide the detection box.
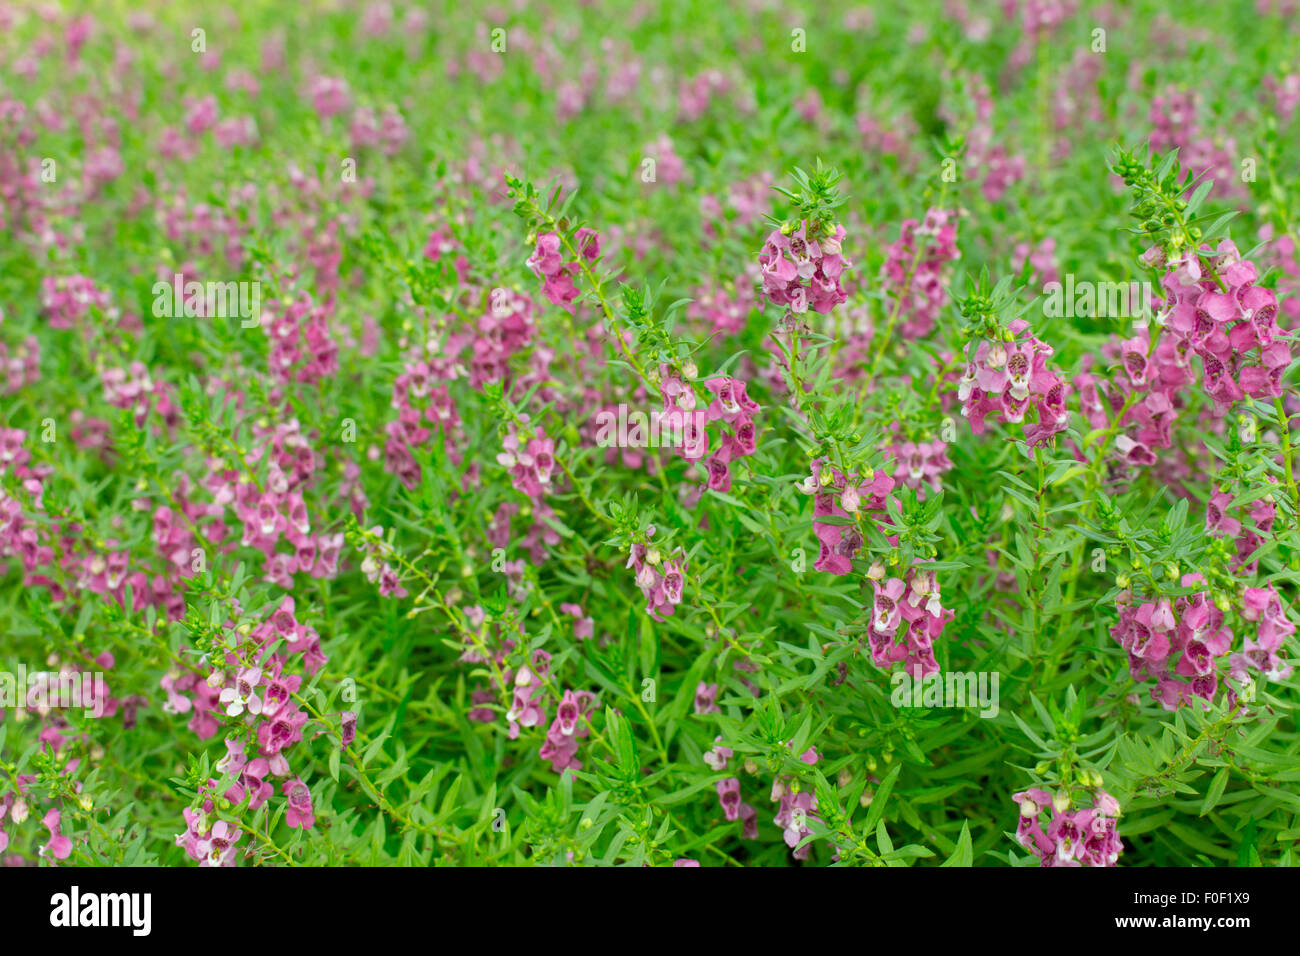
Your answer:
[1095,790,1122,817]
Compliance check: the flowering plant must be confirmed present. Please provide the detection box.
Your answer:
[2,0,1300,871]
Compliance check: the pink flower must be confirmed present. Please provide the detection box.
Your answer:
[717,778,743,821]
[526,231,584,312]
[539,689,596,772]
[283,778,316,829]
[41,808,72,861]
[694,681,720,715]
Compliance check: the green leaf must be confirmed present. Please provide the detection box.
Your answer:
[1199,767,1230,816]
[941,820,974,866]
[863,764,902,835]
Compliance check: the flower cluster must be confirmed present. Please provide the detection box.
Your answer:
[1074,321,1198,473]
[1230,586,1295,684]
[959,318,1069,447]
[866,566,954,678]
[1012,236,1059,287]
[525,228,599,312]
[495,645,600,772]
[626,528,687,621]
[653,362,708,464]
[539,688,598,772]
[798,458,895,575]
[41,274,115,330]
[1112,576,1234,709]
[102,361,178,429]
[357,525,407,599]
[1148,86,1245,201]
[349,103,410,155]
[643,134,686,187]
[689,276,756,337]
[1013,786,1123,867]
[944,73,1026,201]
[171,597,324,866]
[472,288,538,388]
[385,347,464,491]
[172,597,322,730]
[501,650,543,738]
[701,375,761,493]
[308,75,351,118]
[1,788,89,862]
[525,231,579,310]
[498,417,556,502]
[1157,240,1290,409]
[0,333,40,394]
[758,220,849,315]
[264,292,338,388]
[884,434,954,498]
[463,614,525,728]
[1,430,52,582]
[1206,484,1276,574]
[202,430,344,590]
[880,209,961,339]
[176,786,245,867]
[771,745,820,861]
